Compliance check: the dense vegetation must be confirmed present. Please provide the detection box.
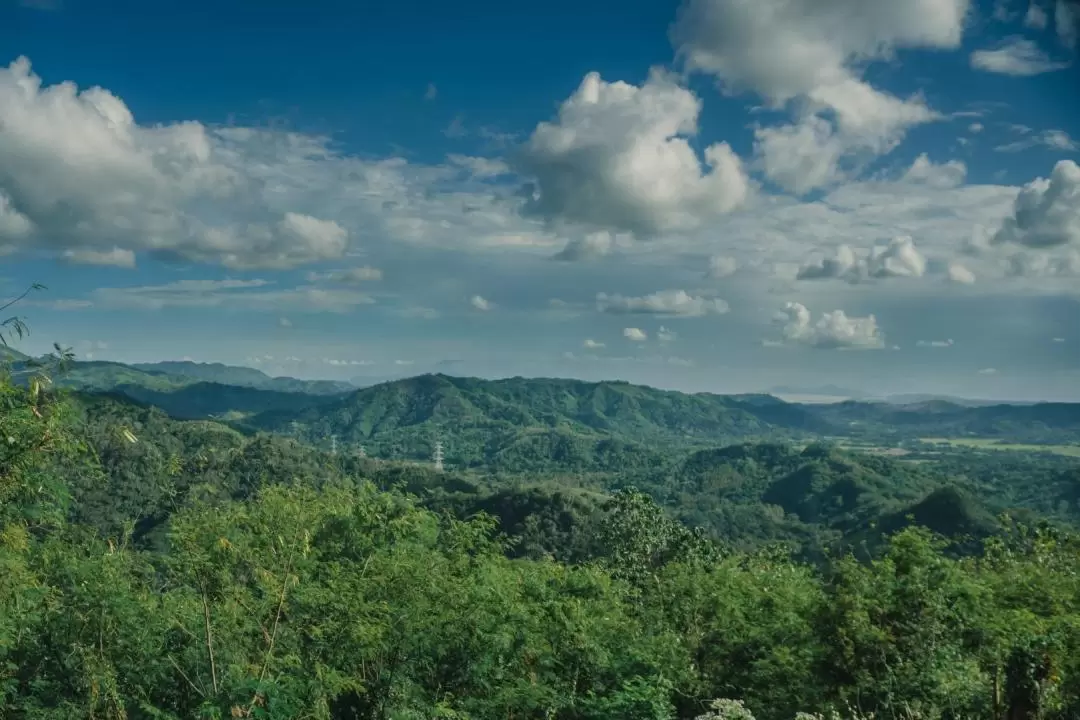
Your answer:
[4,330,1080,718]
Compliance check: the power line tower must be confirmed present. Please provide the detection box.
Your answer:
[433,439,444,472]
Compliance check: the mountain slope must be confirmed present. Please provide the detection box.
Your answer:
[133,360,354,395]
[242,374,811,465]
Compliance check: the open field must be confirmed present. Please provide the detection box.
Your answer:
[919,437,1080,458]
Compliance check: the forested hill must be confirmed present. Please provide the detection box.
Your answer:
[241,373,1080,454]
[242,373,821,450]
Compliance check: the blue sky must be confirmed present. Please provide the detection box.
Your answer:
[1,0,1079,400]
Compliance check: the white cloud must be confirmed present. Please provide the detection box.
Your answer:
[916,338,955,347]
[993,160,1080,248]
[970,37,1070,76]
[596,289,730,317]
[623,327,648,342]
[425,83,438,100]
[0,58,355,269]
[516,70,749,236]
[278,316,292,327]
[995,129,1079,153]
[1026,2,1049,28]
[947,261,977,284]
[61,247,136,268]
[902,153,967,189]
[969,122,984,133]
[796,236,927,281]
[672,0,960,192]
[773,302,885,350]
[1053,336,1066,342]
[552,231,614,261]
[307,266,383,284]
[977,367,998,375]
[470,294,493,311]
[706,254,739,278]
[657,325,678,343]
[583,338,606,349]
[447,154,510,179]
[90,278,374,312]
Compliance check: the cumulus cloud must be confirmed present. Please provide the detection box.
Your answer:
[0,57,356,269]
[657,326,678,343]
[796,236,927,282]
[902,154,967,188]
[993,160,1080,248]
[307,266,383,284]
[596,289,730,317]
[583,338,606,349]
[61,247,137,268]
[278,316,292,327]
[516,70,749,237]
[971,37,1070,75]
[947,261,977,284]
[470,294,493,311]
[623,327,648,342]
[773,302,885,349]
[916,338,955,347]
[552,231,614,261]
[672,0,960,192]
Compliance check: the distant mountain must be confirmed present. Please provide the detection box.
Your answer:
[133,360,355,395]
[108,381,340,420]
[770,384,866,400]
[242,373,817,467]
[880,393,1032,407]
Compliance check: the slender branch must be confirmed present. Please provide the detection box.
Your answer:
[168,654,206,698]
[0,283,41,316]
[247,550,296,715]
[202,584,219,695]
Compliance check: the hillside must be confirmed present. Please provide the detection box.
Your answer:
[133,360,355,394]
[241,374,821,466]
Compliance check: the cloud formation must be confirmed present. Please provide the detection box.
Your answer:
[516,70,749,236]
[672,0,964,193]
[623,327,648,342]
[0,58,355,270]
[596,289,730,317]
[970,37,1070,76]
[796,236,928,282]
[774,302,885,349]
[993,160,1080,249]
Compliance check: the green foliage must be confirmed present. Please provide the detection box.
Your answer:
[4,316,1080,718]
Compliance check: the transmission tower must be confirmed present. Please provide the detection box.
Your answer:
[433,439,444,472]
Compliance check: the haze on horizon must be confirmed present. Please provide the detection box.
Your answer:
[1,0,1078,402]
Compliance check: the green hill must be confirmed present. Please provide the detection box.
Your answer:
[132,360,355,394]
[242,374,815,467]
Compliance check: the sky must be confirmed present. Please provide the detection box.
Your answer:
[1,0,1079,401]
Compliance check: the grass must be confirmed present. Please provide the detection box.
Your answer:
[919,437,1080,458]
